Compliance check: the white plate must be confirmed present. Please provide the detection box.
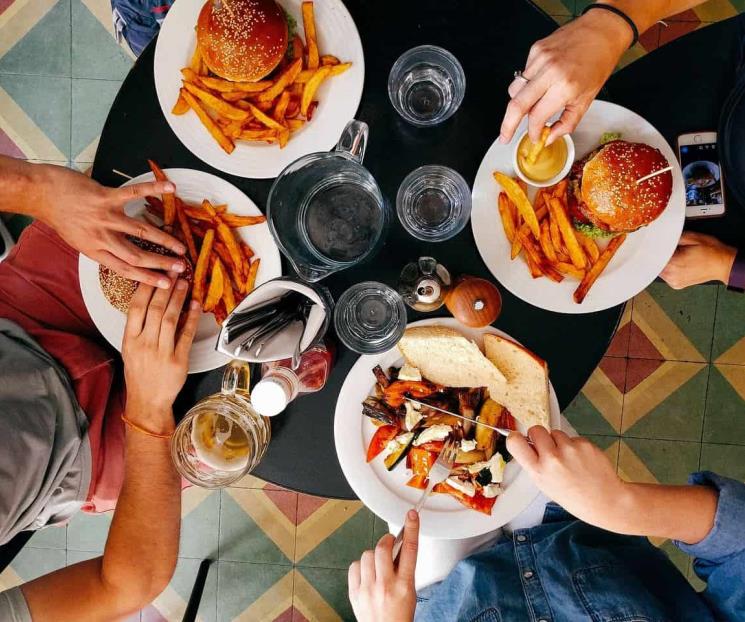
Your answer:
[78,169,282,374]
[471,100,685,314]
[154,0,365,179]
[334,317,561,539]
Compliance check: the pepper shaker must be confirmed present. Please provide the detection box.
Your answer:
[397,257,452,312]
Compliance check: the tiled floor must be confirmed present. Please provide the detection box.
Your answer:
[0,0,743,620]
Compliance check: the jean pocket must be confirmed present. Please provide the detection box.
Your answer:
[573,564,671,622]
[470,609,501,622]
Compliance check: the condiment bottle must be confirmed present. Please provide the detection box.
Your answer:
[398,257,452,312]
[252,342,334,417]
[445,276,502,327]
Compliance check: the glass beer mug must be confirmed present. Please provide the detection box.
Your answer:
[171,361,271,488]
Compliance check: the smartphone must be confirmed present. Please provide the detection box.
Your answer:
[677,132,726,218]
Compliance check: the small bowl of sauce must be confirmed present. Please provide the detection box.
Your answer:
[512,129,574,188]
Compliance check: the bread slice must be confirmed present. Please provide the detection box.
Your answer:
[483,333,550,429]
[397,326,507,390]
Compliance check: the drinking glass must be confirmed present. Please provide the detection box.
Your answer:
[334,282,407,354]
[388,45,466,126]
[171,361,271,488]
[396,165,472,241]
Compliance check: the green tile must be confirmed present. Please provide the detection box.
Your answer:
[67,510,112,552]
[28,524,66,549]
[72,0,133,80]
[659,539,691,580]
[167,558,218,622]
[703,365,745,445]
[66,549,99,565]
[0,0,71,76]
[217,562,291,621]
[0,74,71,159]
[297,566,355,622]
[179,490,220,559]
[623,438,700,485]
[624,364,708,442]
[712,285,745,363]
[71,78,121,161]
[563,391,619,436]
[700,443,745,481]
[296,506,375,569]
[688,566,707,592]
[7,547,66,582]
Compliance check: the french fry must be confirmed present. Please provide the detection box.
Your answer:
[516,204,548,239]
[204,200,246,281]
[204,259,225,312]
[321,54,340,66]
[180,67,202,84]
[182,81,250,121]
[192,228,215,304]
[493,172,540,238]
[222,213,266,227]
[244,102,286,131]
[213,301,227,326]
[576,230,600,263]
[241,242,255,260]
[257,58,303,103]
[254,100,273,112]
[526,126,551,165]
[549,213,564,255]
[515,177,528,195]
[238,129,277,141]
[221,91,250,102]
[223,120,244,139]
[287,118,305,131]
[525,252,543,278]
[278,128,290,148]
[175,198,198,262]
[301,66,332,116]
[290,34,304,61]
[539,220,557,262]
[548,197,586,270]
[517,230,563,283]
[555,262,586,279]
[212,241,241,290]
[189,45,202,73]
[223,275,237,314]
[199,76,271,93]
[302,1,319,70]
[510,206,523,259]
[295,62,351,84]
[245,258,260,293]
[497,192,516,244]
[147,160,176,227]
[286,98,300,119]
[172,95,190,115]
[553,179,568,199]
[273,90,291,124]
[181,89,235,154]
[574,234,626,303]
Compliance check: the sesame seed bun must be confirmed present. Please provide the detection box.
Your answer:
[197,0,289,83]
[569,140,672,234]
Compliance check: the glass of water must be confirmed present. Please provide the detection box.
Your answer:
[334,282,408,354]
[388,45,466,126]
[396,165,472,241]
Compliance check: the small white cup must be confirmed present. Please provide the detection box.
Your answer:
[511,130,575,188]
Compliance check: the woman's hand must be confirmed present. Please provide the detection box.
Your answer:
[122,276,201,433]
[348,510,419,622]
[500,9,632,145]
[28,163,187,288]
[660,231,736,289]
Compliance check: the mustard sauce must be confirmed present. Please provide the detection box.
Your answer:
[517,134,568,182]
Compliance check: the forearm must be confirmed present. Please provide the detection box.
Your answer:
[600,1,708,35]
[0,155,44,218]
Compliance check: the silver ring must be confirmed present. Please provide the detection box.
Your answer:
[513,70,530,84]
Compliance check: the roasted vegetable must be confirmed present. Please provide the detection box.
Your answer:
[456,387,485,436]
[362,397,399,426]
[366,425,399,463]
[384,431,418,471]
[455,449,486,464]
[383,380,439,408]
[475,399,503,459]
[372,365,390,389]
[433,482,497,515]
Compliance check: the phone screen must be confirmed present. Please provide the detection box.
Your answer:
[679,142,724,207]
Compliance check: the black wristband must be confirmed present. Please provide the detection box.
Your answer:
[581,3,640,49]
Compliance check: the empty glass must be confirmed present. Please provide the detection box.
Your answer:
[334,282,407,354]
[396,165,472,241]
[388,45,466,126]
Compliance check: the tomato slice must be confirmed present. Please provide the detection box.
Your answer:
[408,447,436,477]
[433,483,497,515]
[366,425,399,463]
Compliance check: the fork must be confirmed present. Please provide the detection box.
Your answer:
[391,438,458,562]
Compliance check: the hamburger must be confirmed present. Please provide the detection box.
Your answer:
[197,0,289,83]
[568,139,673,238]
[99,238,194,313]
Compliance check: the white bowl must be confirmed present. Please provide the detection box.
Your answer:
[511,130,575,188]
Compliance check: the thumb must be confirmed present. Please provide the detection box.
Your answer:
[506,432,539,471]
[396,510,419,583]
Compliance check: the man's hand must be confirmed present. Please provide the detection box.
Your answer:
[500,9,631,145]
[660,231,736,289]
[348,510,419,622]
[28,163,187,288]
[122,276,200,432]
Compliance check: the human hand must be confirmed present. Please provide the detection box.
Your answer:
[500,9,632,145]
[348,510,419,622]
[30,164,187,288]
[660,231,736,289]
[507,427,629,531]
[122,276,201,432]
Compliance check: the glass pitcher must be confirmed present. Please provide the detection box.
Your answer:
[171,361,271,488]
[267,119,389,282]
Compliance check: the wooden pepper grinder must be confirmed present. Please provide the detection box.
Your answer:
[445,275,502,327]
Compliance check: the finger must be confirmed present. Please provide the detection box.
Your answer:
[360,550,375,585]
[348,561,361,597]
[117,215,186,255]
[677,231,710,246]
[396,510,419,583]
[506,431,539,470]
[124,282,155,339]
[499,75,550,144]
[374,534,395,582]
[95,250,171,289]
[526,88,566,143]
[528,425,556,454]
[545,102,586,146]
[551,429,572,448]
[159,279,189,352]
[175,300,201,361]
[507,76,528,99]
[143,276,176,342]
[112,238,187,274]
[111,180,175,204]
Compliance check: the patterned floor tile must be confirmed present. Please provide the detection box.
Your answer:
[605,301,631,357]
[144,557,218,622]
[231,473,287,491]
[294,567,353,622]
[66,509,112,552]
[72,0,133,80]
[703,364,745,445]
[563,356,625,435]
[700,443,745,481]
[659,17,704,46]
[618,438,700,486]
[27,524,66,549]
[0,0,70,77]
[179,488,220,560]
[0,546,66,590]
[71,77,122,164]
[219,488,296,564]
[712,285,745,364]
[217,561,293,622]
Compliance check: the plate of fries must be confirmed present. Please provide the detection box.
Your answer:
[78,167,282,373]
[154,0,364,179]
[471,100,685,314]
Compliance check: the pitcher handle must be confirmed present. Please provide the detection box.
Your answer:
[222,360,252,397]
[334,119,369,163]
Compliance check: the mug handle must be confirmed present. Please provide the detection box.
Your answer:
[222,360,252,397]
[334,119,369,163]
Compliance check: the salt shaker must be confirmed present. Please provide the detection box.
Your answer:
[397,257,452,312]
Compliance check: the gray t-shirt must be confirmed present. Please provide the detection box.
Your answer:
[0,587,31,622]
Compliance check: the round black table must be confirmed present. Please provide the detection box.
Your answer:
[91,2,740,499]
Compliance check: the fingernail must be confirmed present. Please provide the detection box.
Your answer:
[176,279,187,290]
[498,134,507,144]
[163,182,176,193]
[190,300,201,310]
[158,278,170,289]
[407,510,418,521]
[172,262,185,272]
[175,244,186,255]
